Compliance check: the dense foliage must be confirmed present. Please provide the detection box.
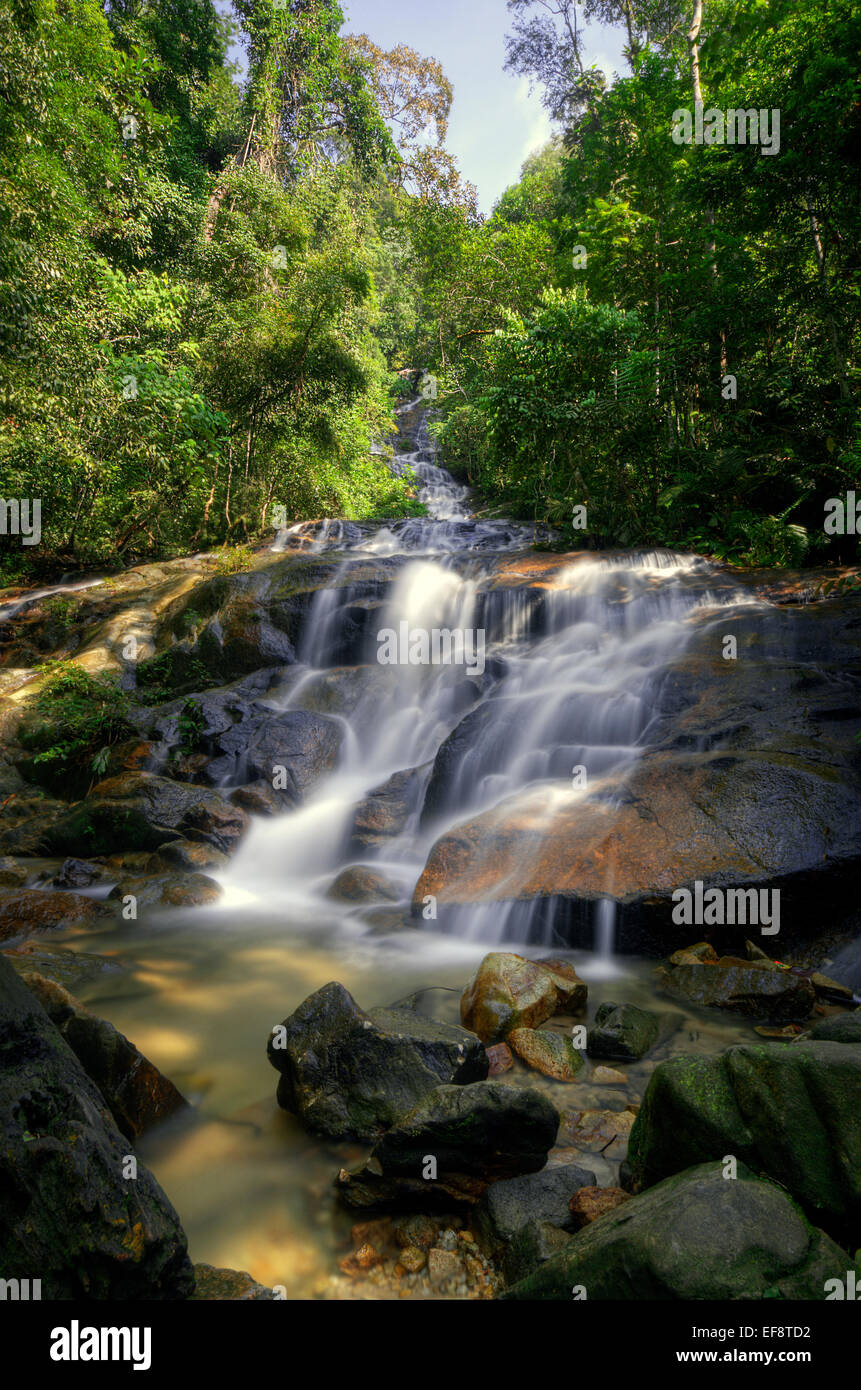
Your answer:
[1,0,859,576]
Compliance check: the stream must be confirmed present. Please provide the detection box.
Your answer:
[31,398,807,1296]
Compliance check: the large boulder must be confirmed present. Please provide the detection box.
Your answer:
[335,1082,560,1210]
[659,960,816,1022]
[412,592,861,949]
[503,1162,857,1300]
[810,1011,861,1044]
[267,982,488,1142]
[627,1041,861,1247]
[42,772,249,856]
[22,974,189,1141]
[460,953,587,1044]
[205,709,343,800]
[0,954,193,1298]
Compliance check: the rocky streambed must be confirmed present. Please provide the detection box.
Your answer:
[1,400,860,1299]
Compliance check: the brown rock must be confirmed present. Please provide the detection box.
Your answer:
[559,1108,636,1159]
[591,1065,627,1085]
[395,1214,438,1250]
[460,952,559,1043]
[350,1218,393,1251]
[327,866,400,903]
[508,1027,585,1082]
[485,1042,513,1075]
[669,941,719,966]
[191,1264,277,1300]
[536,958,589,1012]
[399,1245,427,1273]
[568,1186,631,1228]
[427,1248,460,1286]
[0,887,108,943]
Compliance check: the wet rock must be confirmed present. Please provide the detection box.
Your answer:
[148,838,227,873]
[327,866,401,904]
[810,1011,861,1044]
[52,857,103,888]
[587,1002,663,1061]
[2,941,125,991]
[485,1043,513,1076]
[504,1221,575,1285]
[228,781,289,816]
[108,872,222,909]
[503,1162,855,1300]
[0,953,193,1298]
[460,952,585,1044]
[350,766,429,852]
[473,1161,596,1274]
[627,1041,861,1245]
[0,887,110,943]
[669,941,718,965]
[335,1082,560,1210]
[267,981,488,1142]
[191,1264,278,1300]
[413,730,861,942]
[659,961,816,1023]
[558,1107,636,1161]
[22,973,189,1141]
[508,1027,585,1081]
[534,958,588,1012]
[591,1066,627,1085]
[394,1214,438,1250]
[0,856,28,887]
[399,1245,427,1273]
[43,772,249,856]
[568,1185,631,1228]
[211,708,343,801]
[427,1247,461,1286]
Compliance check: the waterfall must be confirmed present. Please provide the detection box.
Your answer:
[220,404,755,954]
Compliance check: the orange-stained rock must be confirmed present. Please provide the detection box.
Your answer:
[558,1108,636,1160]
[508,1027,585,1082]
[569,1186,631,1228]
[0,887,109,943]
[460,952,559,1043]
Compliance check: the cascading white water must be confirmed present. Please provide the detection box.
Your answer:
[222,404,755,951]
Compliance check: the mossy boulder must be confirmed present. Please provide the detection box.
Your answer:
[627,1041,861,1247]
[42,772,249,856]
[587,1001,663,1061]
[503,1162,857,1300]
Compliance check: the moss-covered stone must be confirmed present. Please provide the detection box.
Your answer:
[503,1162,858,1300]
[628,1042,861,1248]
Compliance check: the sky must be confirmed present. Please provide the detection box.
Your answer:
[222,1,629,215]
[339,0,627,212]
